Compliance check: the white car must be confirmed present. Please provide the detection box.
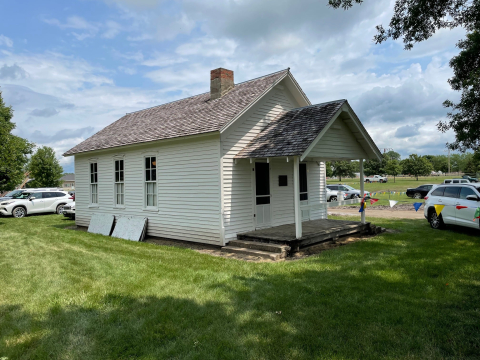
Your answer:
[326,187,348,202]
[0,190,73,218]
[424,184,480,230]
[365,175,388,183]
[62,202,75,219]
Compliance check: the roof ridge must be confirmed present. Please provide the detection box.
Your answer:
[126,68,290,116]
[288,99,346,112]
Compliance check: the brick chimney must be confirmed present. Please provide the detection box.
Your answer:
[210,68,234,100]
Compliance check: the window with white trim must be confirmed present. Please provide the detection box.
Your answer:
[114,159,124,206]
[90,163,98,204]
[145,156,157,207]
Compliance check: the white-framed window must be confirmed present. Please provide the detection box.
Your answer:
[144,156,157,207]
[114,159,124,206]
[90,162,98,204]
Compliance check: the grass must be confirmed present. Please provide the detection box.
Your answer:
[1,214,480,359]
[328,175,454,207]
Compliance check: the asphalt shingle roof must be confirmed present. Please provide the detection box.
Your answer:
[64,69,289,156]
[235,100,346,158]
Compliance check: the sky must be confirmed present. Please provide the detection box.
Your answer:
[0,0,466,173]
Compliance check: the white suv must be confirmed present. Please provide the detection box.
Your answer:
[424,184,480,230]
[0,191,73,218]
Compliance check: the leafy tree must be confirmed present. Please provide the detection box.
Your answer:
[329,0,480,152]
[27,146,64,188]
[363,158,384,176]
[401,154,434,181]
[332,161,356,181]
[384,160,403,183]
[439,30,480,151]
[325,161,334,178]
[384,150,401,161]
[0,90,34,192]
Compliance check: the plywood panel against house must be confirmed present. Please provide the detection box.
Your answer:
[308,117,368,160]
[75,134,222,245]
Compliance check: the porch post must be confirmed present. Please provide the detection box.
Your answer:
[293,156,302,239]
[360,158,365,224]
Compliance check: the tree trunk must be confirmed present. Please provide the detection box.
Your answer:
[394,175,396,183]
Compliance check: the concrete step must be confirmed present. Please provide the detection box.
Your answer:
[221,246,285,260]
[228,240,290,253]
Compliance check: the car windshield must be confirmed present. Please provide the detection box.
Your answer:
[12,192,33,199]
[343,185,355,190]
[5,190,23,197]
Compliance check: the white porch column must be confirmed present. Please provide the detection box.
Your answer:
[293,156,302,239]
[360,158,366,224]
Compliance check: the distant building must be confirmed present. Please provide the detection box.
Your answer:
[61,174,75,189]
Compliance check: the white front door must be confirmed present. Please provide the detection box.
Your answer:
[299,163,310,221]
[255,162,271,228]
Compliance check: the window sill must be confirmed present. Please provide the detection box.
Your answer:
[113,206,126,210]
[88,205,99,209]
[142,207,158,212]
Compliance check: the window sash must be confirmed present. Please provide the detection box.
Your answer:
[90,163,98,204]
[145,156,157,207]
[115,183,124,206]
[114,159,125,206]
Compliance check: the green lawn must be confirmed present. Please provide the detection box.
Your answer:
[328,175,454,207]
[1,214,480,359]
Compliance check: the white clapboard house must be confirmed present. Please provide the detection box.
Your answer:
[64,68,382,245]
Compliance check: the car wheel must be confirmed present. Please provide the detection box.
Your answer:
[12,206,27,218]
[56,204,65,215]
[429,210,445,230]
[330,196,337,202]
[413,192,422,199]
[379,179,383,183]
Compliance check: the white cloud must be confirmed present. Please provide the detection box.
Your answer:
[0,34,13,47]
[102,20,122,39]
[43,16,98,31]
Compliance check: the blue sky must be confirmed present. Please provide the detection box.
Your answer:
[0,0,465,173]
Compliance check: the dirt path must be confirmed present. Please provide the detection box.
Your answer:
[328,208,425,219]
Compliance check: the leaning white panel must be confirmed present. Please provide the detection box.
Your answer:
[88,213,115,236]
[111,216,148,242]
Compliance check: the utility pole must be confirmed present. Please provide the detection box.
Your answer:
[444,148,451,174]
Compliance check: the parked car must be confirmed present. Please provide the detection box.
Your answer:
[406,184,436,199]
[0,191,73,218]
[326,186,348,202]
[443,179,470,184]
[0,189,26,202]
[424,184,480,230]
[327,184,370,199]
[365,175,387,183]
[0,187,63,202]
[462,175,478,183]
[62,202,75,219]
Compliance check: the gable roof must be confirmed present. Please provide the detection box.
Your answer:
[64,69,290,156]
[235,100,381,160]
[61,174,75,181]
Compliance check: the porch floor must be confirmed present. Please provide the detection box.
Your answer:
[237,218,371,249]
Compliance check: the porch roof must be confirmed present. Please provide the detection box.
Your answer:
[234,100,382,161]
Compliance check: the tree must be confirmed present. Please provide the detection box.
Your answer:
[332,161,356,181]
[401,154,434,181]
[363,158,385,176]
[0,90,34,192]
[439,31,480,151]
[27,146,63,188]
[325,161,334,178]
[329,0,480,152]
[384,150,401,161]
[384,159,403,183]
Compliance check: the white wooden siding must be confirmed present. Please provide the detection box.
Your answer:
[221,85,302,241]
[308,117,368,159]
[308,161,328,220]
[75,134,222,245]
